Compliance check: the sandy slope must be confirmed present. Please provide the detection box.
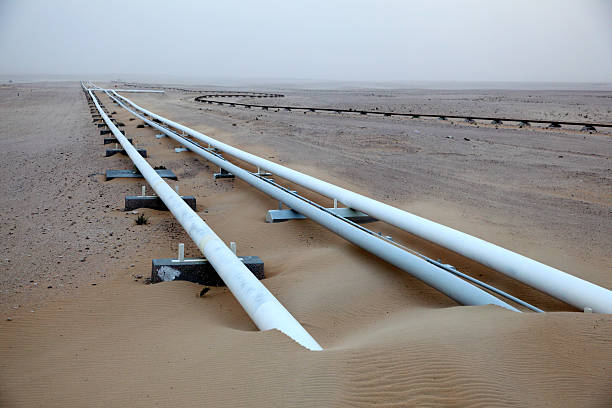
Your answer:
[0,82,611,407]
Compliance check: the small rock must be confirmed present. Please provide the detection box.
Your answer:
[6,317,12,321]
[135,274,143,279]
[558,155,564,158]
[130,264,135,268]
[91,283,96,286]
[47,285,52,289]
[464,137,471,141]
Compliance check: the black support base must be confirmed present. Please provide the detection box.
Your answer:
[100,129,126,135]
[106,148,147,158]
[104,138,133,145]
[105,169,177,180]
[125,195,196,211]
[151,256,264,286]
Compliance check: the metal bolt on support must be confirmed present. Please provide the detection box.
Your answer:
[178,243,185,262]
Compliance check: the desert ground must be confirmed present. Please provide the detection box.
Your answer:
[1,81,611,407]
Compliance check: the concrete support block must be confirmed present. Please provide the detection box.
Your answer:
[106,148,147,158]
[125,195,196,211]
[151,256,264,286]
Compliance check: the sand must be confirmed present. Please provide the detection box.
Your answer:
[1,82,611,407]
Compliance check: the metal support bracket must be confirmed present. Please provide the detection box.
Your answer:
[266,207,377,223]
[214,167,235,179]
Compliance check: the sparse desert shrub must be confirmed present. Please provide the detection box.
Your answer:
[135,214,148,225]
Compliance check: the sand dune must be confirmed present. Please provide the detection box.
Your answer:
[2,279,610,406]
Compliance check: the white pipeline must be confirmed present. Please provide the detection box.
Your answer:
[113,90,612,313]
[107,90,520,312]
[86,86,322,350]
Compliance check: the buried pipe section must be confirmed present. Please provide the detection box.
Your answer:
[85,85,322,351]
[112,89,612,313]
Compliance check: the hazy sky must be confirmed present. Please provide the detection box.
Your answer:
[1,0,611,83]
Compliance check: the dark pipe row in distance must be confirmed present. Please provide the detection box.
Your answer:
[119,82,607,130]
[193,95,610,131]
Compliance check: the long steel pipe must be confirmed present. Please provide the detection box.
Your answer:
[113,90,612,313]
[107,90,520,312]
[85,85,322,351]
